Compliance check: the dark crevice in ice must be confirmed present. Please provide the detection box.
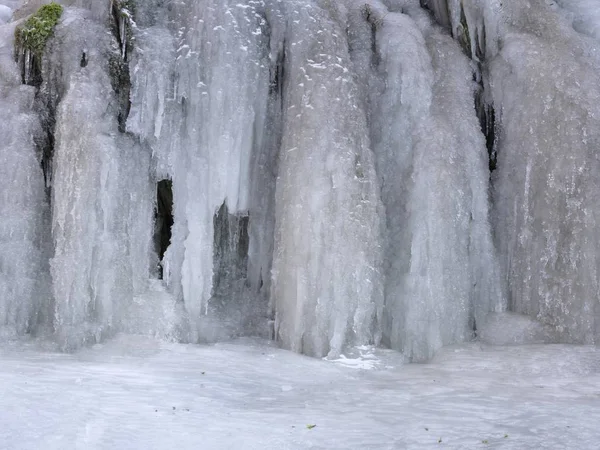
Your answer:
[476,93,497,171]
[361,6,381,68]
[80,51,88,68]
[154,179,173,279]
[269,40,286,101]
[109,1,134,132]
[212,202,250,298]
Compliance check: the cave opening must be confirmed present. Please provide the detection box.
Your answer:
[154,179,173,279]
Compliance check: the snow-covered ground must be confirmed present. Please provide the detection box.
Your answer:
[0,337,599,449]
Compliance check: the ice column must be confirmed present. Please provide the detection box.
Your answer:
[271,1,384,358]
[49,9,153,348]
[349,1,503,361]
[0,21,50,338]
[130,0,274,339]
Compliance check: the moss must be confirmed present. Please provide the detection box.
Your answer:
[457,4,472,58]
[14,2,63,57]
[114,0,136,27]
[117,0,136,11]
[107,0,136,129]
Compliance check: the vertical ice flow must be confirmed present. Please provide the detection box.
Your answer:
[0,20,49,338]
[271,1,384,358]
[1,0,599,357]
[348,0,503,361]
[48,8,154,348]
[448,0,600,343]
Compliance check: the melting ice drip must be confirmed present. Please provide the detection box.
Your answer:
[0,0,599,360]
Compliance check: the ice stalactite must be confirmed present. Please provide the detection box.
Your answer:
[128,0,279,341]
[245,5,287,340]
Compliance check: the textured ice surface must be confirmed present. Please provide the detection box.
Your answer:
[0,5,11,25]
[0,18,50,338]
[432,0,600,344]
[1,5,57,344]
[48,8,154,349]
[478,312,559,345]
[348,0,503,361]
[270,1,384,358]
[1,0,600,359]
[556,0,600,40]
[127,0,279,341]
[0,336,599,449]
[485,1,600,344]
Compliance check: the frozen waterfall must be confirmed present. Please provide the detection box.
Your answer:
[0,0,599,361]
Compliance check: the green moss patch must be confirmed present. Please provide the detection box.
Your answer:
[15,2,63,56]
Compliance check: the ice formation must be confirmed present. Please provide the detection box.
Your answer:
[347,0,503,360]
[0,19,50,338]
[0,0,599,360]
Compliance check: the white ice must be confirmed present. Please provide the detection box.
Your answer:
[0,15,50,338]
[48,8,154,349]
[270,0,384,358]
[485,0,600,344]
[434,0,600,345]
[348,0,503,361]
[1,0,600,363]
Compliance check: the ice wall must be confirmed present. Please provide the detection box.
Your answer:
[1,0,599,358]
[442,0,600,343]
[129,0,385,355]
[489,3,600,344]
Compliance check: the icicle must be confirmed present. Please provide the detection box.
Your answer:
[119,10,128,60]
